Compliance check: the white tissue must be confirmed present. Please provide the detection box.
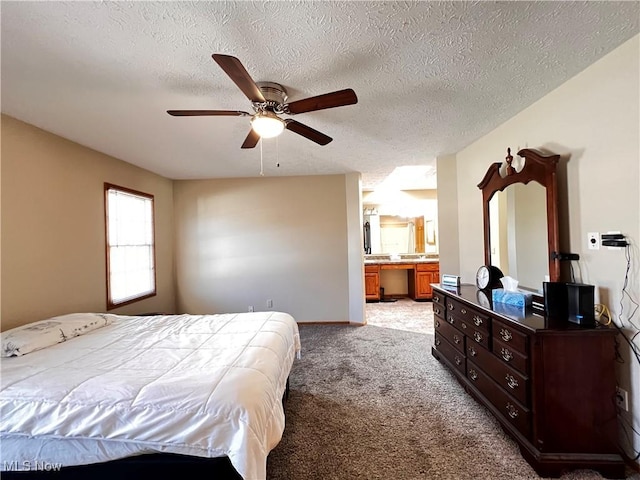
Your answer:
[500,276,519,292]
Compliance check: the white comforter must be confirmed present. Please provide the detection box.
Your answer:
[0,311,300,480]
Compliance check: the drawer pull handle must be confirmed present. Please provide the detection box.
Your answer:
[469,346,477,357]
[448,303,454,311]
[501,348,513,362]
[461,308,467,314]
[461,323,467,330]
[435,320,440,328]
[473,332,483,343]
[434,297,440,303]
[506,374,519,389]
[455,356,462,366]
[434,307,440,315]
[506,403,519,419]
[448,316,455,324]
[473,315,483,327]
[453,335,461,345]
[469,369,478,381]
[500,328,513,342]
[435,338,441,346]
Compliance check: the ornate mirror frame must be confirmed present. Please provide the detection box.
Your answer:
[477,148,561,282]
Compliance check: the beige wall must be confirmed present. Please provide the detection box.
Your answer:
[446,35,640,458]
[173,174,352,322]
[345,172,366,324]
[1,115,361,329]
[435,154,460,278]
[1,115,176,330]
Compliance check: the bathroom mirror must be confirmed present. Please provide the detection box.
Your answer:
[362,190,438,255]
[478,148,561,289]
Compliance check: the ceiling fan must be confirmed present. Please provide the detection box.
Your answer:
[167,54,358,148]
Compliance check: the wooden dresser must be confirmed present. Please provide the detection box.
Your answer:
[431,284,625,478]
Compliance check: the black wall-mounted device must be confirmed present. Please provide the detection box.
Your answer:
[602,240,628,247]
[543,282,596,327]
[601,233,628,248]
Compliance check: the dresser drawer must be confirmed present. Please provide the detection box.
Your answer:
[467,342,529,406]
[435,333,466,376]
[466,309,491,334]
[493,319,528,355]
[493,338,529,375]
[435,317,465,353]
[467,361,531,439]
[364,264,380,273]
[445,298,463,320]
[432,290,446,309]
[458,318,491,350]
[433,300,446,321]
[448,299,491,335]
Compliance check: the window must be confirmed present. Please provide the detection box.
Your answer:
[105,183,156,309]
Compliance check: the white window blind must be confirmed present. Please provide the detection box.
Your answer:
[105,185,156,308]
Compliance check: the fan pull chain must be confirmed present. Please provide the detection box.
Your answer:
[259,138,264,176]
[276,135,280,168]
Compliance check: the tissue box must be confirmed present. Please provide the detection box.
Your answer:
[492,288,532,308]
[492,301,527,319]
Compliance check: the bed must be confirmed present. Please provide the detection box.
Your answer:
[0,311,301,479]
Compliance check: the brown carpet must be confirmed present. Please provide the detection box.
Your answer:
[267,320,639,480]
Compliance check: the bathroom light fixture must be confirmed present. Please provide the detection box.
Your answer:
[251,111,285,138]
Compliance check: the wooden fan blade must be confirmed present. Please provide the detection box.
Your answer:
[167,110,250,116]
[212,54,265,103]
[286,88,357,115]
[284,120,332,145]
[241,129,260,149]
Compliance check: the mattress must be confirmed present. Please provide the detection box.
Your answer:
[0,311,301,480]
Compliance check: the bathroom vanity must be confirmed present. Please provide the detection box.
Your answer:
[364,255,439,301]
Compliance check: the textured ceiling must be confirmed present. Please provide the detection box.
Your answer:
[1,1,638,190]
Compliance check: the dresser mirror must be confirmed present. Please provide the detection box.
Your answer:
[478,148,561,291]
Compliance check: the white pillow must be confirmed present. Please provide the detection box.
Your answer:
[1,313,111,357]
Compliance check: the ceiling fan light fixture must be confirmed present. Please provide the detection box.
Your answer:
[168,55,356,147]
[251,111,285,138]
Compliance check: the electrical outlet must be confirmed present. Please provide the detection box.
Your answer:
[248,306,254,312]
[587,232,600,250]
[615,387,629,411]
[267,299,273,308]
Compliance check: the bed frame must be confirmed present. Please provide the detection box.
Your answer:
[2,454,243,479]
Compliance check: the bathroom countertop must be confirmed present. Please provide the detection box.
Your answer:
[364,255,439,264]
